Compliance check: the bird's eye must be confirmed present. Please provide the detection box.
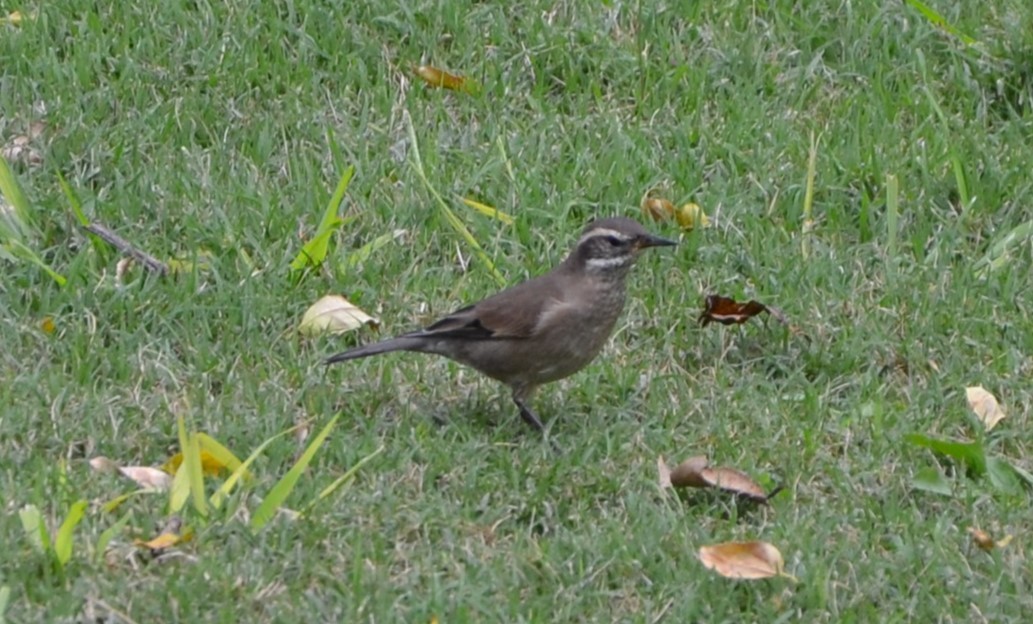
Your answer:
[605,236,622,246]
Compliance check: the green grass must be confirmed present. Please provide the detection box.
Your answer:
[3,0,1033,620]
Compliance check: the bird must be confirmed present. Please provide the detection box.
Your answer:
[325,217,676,432]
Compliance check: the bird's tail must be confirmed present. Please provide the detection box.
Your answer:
[324,336,425,365]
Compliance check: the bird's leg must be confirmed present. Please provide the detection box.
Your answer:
[511,385,544,432]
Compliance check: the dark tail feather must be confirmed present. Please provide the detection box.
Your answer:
[324,336,424,365]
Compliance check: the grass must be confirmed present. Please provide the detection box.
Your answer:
[2,0,1032,621]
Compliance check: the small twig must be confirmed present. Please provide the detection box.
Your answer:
[85,223,169,275]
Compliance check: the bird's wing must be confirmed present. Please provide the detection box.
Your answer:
[414,274,564,340]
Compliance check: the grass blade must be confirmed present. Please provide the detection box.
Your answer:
[0,154,32,238]
[290,165,355,270]
[172,416,208,517]
[302,445,385,515]
[404,111,506,285]
[53,500,88,567]
[902,0,977,46]
[19,504,48,553]
[885,173,900,275]
[196,432,246,477]
[460,197,515,225]
[251,415,340,532]
[210,424,303,509]
[801,131,820,259]
[94,511,132,565]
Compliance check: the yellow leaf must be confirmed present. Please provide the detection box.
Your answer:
[134,527,193,551]
[674,202,710,231]
[966,386,1006,431]
[40,316,56,334]
[299,295,379,336]
[699,541,793,581]
[1,10,33,25]
[640,197,675,222]
[415,65,470,92]
[460,198,514,225]
[162,450,232,476]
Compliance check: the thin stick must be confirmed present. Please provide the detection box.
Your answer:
[85,223,169,275]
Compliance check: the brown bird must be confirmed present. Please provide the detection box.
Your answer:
[325,217,676,432]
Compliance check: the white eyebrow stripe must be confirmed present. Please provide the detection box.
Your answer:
[577,228,631,246]
[585,255,633,269]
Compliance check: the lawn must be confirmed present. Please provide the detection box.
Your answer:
[2,0,1032,621]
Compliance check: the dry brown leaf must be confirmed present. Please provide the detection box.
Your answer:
[966,386,1006,431]
[701,467,769,502]
[117,466,173,490]
[89,456,119,473]
[967,526,1012,552]
[90,457,173,490]
[299,294,379,336]
[699,541,788,580]
[657,456,672,489]
[641,197,675,222]
[670,456,711,488]
[1,134,43,165]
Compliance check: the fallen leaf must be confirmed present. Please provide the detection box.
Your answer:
[698,294,787,327]
[162,450,229,477]
[967,526,1012,552]
[89,457,119,473]
[674,202,710,231]
[967,527,994,551]
[669,455,710,488]
[299,295,379,336]
[657,456,672,489]
[117,466,173,490]
[415,65,469,92]
[40,316,56,334]
[1,10,34,25]
[699,541,788,580]
[1,134,43,165]
[641,197,675,222]
[134,516,192,553]
[460,198,515,225]
[700,467,770,502]
[966,386,1006,431]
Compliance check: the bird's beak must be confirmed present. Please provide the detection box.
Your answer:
[636,234,678,249]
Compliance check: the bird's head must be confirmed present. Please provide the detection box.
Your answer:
[569,217,677,277]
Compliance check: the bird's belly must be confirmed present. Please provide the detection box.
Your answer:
[444,310,619,385]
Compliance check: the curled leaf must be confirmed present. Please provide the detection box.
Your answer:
[657,456,672,489]
[966,386,1006,431]
[670,455,710,488]
[699,541,789,580]
[967,526,1012,552]
[641,197,675,222]
[700,467,770,502]
[698,294,787,327]
[299,295,379,336]
[674,202,710,231]
[415,65,469,92]
[162,450,232,477]
[134,516,192,553]
[117,466,173,490]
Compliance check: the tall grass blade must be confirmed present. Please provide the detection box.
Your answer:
[251,415,340,532]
